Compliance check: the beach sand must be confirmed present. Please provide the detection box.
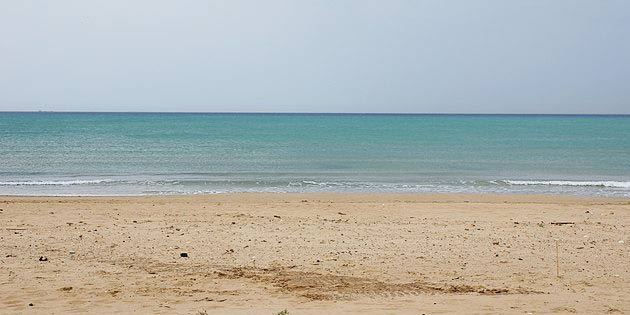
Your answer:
[1,193,629,314]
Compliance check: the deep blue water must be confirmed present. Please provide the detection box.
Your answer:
[1,112,629,196]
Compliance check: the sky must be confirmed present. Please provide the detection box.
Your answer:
[1,1,629,114]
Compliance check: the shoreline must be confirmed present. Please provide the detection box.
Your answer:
[2,191,630,204]
[2,192,628,314]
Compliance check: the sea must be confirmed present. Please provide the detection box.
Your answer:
[1,112,629,196]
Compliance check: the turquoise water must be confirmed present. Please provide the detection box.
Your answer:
[1,112,629,196]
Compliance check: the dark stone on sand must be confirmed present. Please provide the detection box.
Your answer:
[39,256,48,262]
[180,252,188,258]
[28,303,34,306]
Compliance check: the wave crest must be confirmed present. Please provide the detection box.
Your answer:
[501,180,630,188]
[0,180,113,186]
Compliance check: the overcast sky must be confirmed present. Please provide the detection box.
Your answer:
[1,1,629,113]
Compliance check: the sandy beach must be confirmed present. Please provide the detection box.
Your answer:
[1,193,628,314]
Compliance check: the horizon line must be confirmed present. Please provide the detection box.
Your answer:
[1,111,630,116]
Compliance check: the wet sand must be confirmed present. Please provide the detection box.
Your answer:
[1,193,629,314]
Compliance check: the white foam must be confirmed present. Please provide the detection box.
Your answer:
[502,180,630,189]
[0,179,113,186]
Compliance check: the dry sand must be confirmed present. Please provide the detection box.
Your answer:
[1,193,629,314]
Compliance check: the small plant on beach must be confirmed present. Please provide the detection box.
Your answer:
[275,310,289,315]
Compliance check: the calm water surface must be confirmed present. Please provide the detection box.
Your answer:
[1,112,629,196]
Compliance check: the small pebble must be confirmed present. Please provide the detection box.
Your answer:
[180,252,189,258]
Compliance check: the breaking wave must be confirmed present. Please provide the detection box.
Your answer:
[500,180,630,189]
[0,179,115,186]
